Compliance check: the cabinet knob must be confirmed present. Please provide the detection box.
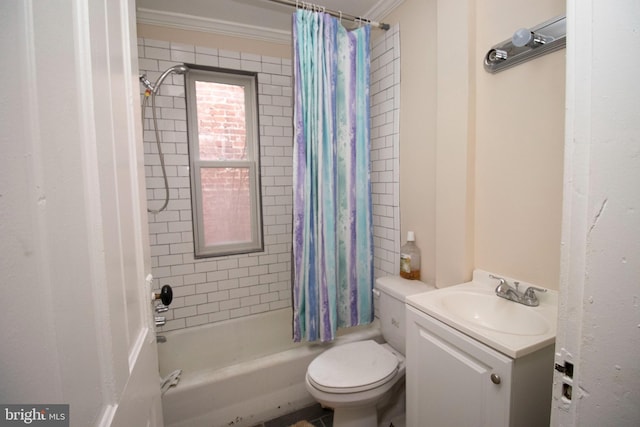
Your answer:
[490,373,501,384]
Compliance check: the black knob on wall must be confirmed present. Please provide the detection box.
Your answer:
[159,285,173,306]
[153,285,173,306]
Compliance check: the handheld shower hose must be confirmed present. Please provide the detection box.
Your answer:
[140,65,189,214]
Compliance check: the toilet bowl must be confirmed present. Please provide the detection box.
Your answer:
[304,276,435,427]
[305,340,404,427]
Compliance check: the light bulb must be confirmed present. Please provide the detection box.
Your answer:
[512,28,533,47]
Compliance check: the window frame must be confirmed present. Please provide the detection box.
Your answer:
[185,66,263,258]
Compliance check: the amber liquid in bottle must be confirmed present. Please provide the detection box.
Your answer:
[400,232,421,280]
[400,268,421,280]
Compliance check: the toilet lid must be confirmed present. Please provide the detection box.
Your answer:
[307,340,399,393]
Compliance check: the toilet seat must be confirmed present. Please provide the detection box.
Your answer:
[307,340,399,394]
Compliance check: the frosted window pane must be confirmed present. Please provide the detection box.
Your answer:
[195,81,247,161]
[200,168,252,246]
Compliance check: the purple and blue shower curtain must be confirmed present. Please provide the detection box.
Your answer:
[292,9,373,342]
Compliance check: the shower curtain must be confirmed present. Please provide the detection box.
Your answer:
[292,10,373,342]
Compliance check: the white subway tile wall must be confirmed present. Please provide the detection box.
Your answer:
[138,28,399,332]
[371,26,401,279]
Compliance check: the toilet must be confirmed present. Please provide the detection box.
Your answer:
[305,276,435,427]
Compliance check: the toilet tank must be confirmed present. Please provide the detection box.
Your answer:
[374,276,435,355]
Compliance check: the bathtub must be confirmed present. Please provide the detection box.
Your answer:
[158,308,382,427]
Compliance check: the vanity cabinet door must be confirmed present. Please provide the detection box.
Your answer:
[406,306,513,427]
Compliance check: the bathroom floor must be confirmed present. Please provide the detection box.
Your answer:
[254,404,334,427]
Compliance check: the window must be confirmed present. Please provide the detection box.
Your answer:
[185,67,263,257]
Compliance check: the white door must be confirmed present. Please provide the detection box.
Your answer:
[1,1,163,426]
[553,0,640,425]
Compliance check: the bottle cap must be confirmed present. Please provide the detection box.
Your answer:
[407,231,415,241]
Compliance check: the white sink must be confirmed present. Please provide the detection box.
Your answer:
[439,292,550,336]
[406,270,558,358]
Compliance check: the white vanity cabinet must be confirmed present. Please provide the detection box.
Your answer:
[406,305,554,427]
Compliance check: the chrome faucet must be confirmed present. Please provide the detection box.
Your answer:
[489,274,547,307]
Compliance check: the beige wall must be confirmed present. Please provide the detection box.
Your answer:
[385,0,565,289]
[475,1,565,289]
[137,23,291,58]
[383,1,439,285]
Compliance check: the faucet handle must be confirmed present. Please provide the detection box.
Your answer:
[522,286,547,306]
[152,284,173,306]
[489,274,506,284]
[523,286,547,297]
[489,274,509,293]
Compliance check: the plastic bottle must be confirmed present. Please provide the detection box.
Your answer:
[400,231,421,280]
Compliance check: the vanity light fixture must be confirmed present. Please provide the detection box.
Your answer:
[484,15,566,73]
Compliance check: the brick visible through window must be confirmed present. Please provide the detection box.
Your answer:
[196,81,247,161]
[186,67,263,257]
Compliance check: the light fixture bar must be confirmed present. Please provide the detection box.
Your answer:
[484,15,566,73]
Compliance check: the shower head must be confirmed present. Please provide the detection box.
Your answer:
[151,64,189,94]
[173,65,189,74]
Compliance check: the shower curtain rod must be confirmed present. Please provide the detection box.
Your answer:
[264,0,390,30]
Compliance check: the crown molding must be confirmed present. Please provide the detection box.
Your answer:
[366,0,405,23]
[136,8,291,45]
[136,0,404,43]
